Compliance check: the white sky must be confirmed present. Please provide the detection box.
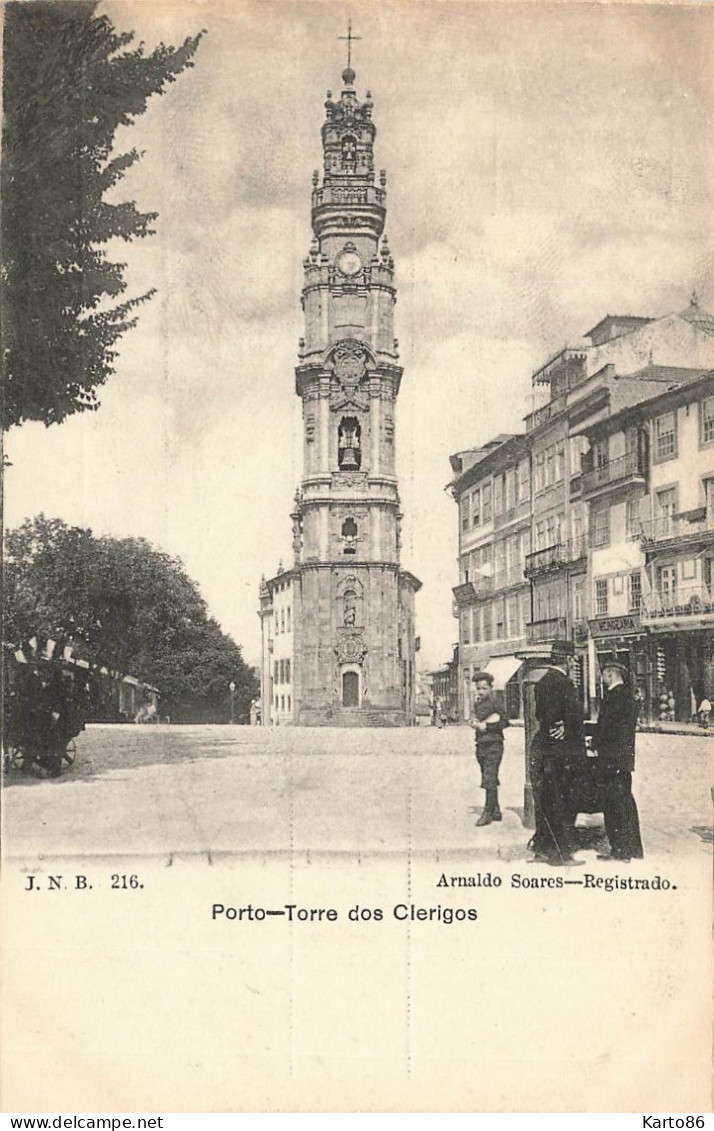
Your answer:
[5,0,714,670]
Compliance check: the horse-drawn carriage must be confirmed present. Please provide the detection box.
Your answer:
[3,648,89,777]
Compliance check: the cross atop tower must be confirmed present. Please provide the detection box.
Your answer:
[338,20,361,70]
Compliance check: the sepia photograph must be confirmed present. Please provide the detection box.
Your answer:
[1,0,713,1114]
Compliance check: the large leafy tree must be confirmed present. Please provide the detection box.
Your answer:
[1,1,203,430]
[4,516,259,723]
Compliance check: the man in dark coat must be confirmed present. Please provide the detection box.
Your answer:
[530,641,585,866]
[592,660,644,861]
[471,671,508,826]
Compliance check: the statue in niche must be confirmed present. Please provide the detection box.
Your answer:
[338,417,361,470]
[343,586,359,627]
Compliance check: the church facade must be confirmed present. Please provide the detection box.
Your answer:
[258,61,421,727]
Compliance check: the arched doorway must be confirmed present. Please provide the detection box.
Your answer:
[342,669,359,708]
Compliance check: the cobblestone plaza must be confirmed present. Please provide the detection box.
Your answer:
[4,724,711,862]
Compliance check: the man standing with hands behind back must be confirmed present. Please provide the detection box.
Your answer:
[530,640,585,866]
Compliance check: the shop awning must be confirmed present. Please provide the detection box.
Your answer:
[484,656,523,689]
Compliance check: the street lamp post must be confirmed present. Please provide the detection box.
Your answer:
[229,680,236,725]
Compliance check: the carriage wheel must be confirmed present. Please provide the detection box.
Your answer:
[62,740,76,767]
[10,746,27,770]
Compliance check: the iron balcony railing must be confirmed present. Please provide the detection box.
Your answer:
[526,393,567,434]
[581,450,645,496]
[640,511,714,546]
[642,584,714,620]
[524,536,588,578]
[526,617,568,643]
[452,577,494,606]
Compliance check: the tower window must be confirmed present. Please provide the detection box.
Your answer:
[341,134,357,171]
[338,416,361,470]
[342,517,358,555]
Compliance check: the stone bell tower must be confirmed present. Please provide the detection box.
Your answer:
[258,53,421,727]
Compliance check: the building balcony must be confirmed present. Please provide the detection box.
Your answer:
[524,536,588,578]
[526,393,567,434]
[526,617,568,644]
[640,509,714,551]
[452,577,494,607]
[642,584,714,627]
[312,185,386,209]
[581,451,645,497]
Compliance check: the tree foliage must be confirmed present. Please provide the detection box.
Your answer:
[4,516,258,722]
[1,1,203,430]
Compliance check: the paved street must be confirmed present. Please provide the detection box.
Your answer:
[3,722,712,1115]
[3,722,712,861]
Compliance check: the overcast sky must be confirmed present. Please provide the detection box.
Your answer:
[6,0,714,670]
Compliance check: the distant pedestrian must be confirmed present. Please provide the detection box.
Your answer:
[592,661,644,862]
[434,697,444,728]
[698,697,711,729]
[471,671,508,826]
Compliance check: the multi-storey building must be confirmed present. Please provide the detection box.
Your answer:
[450,298,714,722]
[259,565,295,724]
[258,60,421,727]
[428,644,460,724]
[450,434,532,719]
[582,369,714,721]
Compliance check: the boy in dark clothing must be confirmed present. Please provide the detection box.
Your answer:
[471,671,508,826]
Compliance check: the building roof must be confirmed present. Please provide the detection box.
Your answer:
[447,432,527,494]
[531,300,714,386]
[448,434,514,475]
[584,314,652,342]
[583,369,714,439]
[623,364,708,384]
[679,296,714,335]
[602,367,707,417]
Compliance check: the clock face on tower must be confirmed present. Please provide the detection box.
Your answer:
[337,249,362,277]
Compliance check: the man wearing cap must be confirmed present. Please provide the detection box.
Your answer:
[591,660,644,861]
[530,641,585,866]
[470,670,508,826]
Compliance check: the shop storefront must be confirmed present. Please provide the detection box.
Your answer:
[643,625,714,723]
[588,614,649,720]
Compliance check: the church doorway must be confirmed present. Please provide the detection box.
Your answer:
[342,669,359,708]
